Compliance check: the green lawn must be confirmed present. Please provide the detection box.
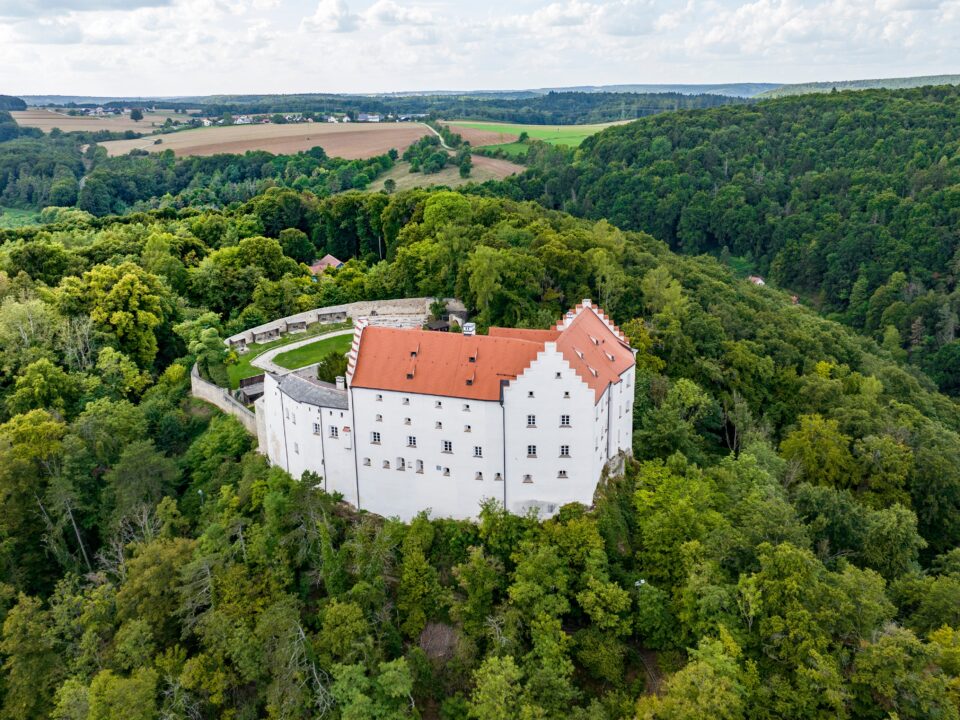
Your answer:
[448,120,622,148]
[273,333,352,370]
[225,320,352,388]
[0,207,40,228]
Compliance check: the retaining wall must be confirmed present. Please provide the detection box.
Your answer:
[190,364,258,436]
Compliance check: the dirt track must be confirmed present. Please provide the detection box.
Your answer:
[99,122,432,159]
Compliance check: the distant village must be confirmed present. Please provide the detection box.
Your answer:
[51,104,428,128]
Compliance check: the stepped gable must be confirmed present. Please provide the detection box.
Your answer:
[554,306,635,401]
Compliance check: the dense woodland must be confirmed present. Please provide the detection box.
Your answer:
[1,181,960,718]
[494,85,960,392]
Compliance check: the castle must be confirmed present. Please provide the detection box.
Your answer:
[256,300,636,520]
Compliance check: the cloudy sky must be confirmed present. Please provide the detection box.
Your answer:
[1,0,958,96]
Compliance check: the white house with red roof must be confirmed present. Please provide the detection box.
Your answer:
[259,300,636,520]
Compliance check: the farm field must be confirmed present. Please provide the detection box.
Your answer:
[98,122,432,158]
[446,120,624,148]
[273,333,353,371]
[369,155,524,192]
[12,108,185,133]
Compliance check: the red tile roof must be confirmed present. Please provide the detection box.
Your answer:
[350,327,545,401]
[309,254,343,274]
[350,303,635,403]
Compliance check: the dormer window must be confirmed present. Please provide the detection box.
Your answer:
[469,356,476,363]
[605,352,615,362]
[410,350,417,358]
[406,372,414,379]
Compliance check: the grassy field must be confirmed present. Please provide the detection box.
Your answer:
[99,122,431,158]
[447,120,622,148]
[0,207,40,228]
[273,333,353,371]
[226,321,352,388]
[12,108,186,133]
[368,155,523,192]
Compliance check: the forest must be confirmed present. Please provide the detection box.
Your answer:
[2,178,960,719]
[493,85,960,393]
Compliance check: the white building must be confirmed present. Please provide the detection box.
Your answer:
[257,301,636,520]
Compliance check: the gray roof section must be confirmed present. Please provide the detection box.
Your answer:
[276,373,349,410]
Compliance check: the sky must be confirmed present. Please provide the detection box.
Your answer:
[1,0,958,96]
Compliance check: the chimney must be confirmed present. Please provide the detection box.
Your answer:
[582,299,592,307]
[335,376,345,390]
[463,322,476,336]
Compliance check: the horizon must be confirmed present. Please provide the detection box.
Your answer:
[2,0,958,96]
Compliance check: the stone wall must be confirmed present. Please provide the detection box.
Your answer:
[225,297,468,348]
[190,364,258,436]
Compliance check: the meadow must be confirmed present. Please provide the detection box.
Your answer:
[368,155,524,192]
[0,207,40,228]
[98,122,431,158]
[447,120,624,148]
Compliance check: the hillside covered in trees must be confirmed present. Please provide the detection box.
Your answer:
[2,187,960,718]
[497,86,960,393]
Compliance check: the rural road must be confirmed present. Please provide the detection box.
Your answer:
[250,328,354,375]
[423,122,454,151]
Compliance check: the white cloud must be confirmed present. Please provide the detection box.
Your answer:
[365,0,432,25]
[301,0,361,32]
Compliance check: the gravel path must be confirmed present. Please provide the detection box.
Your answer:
[250,328,354,375]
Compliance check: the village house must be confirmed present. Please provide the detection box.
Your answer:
[309,254,344,276]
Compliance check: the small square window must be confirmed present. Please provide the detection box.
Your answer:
[397,458,406,471]
[383,460,390,469]
[435,421,443,430]
[463,403,471,412]
[402,397,410,405]
[293,442,299,454]
[435,400,443,409]
[563,391,571,399]
[558,470,568,478]
[363,457,371,466]
[404,417,411,425]
[443,467,451,477]
[415,460,424,473]
[376,394,383,402]
[475,471,484,481]
[528,391,535,398]
[375,414,383,422]
[555,372,562,379]
[523,474,533,484]
[495,472,503,482]
[464,425,472,433]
